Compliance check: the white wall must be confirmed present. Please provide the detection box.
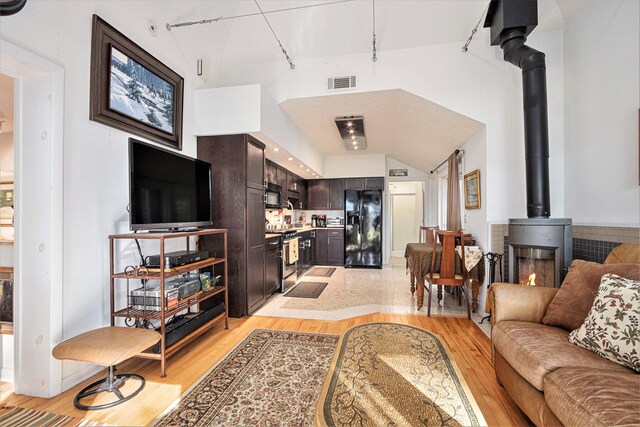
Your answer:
[323,154,386,178]
[0,133,14,182]
[461,128,489,313]
[194,85,261,136]
[0,334,13,382]
[194,84,323,174]
[563,0,640,225]
[209,30,566,224]
[0,1,199,394]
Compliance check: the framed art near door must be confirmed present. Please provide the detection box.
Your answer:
[464,169,481,209]
[90,15,184,150]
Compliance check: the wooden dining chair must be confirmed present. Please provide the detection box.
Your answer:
[418,226,439,244]
[426,230,471,319]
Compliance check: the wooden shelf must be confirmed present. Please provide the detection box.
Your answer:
[111,257,226,280]
[135,312,227,360]
[109,228,227,240]
[113,286,226,319]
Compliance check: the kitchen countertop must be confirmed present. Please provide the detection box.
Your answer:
[265,226,344,238]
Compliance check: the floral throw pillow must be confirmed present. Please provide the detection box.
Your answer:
[569,273,640,372]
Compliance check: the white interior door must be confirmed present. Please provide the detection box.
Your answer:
[391,194,420,255]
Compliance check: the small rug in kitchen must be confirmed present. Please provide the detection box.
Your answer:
[316,323,487,427]
[152,329,339,426]
[0,406,107,427]
[307,267,336,277]
[284,281,328,298]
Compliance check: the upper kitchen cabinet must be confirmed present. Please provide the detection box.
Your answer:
[307,179,330,210]
[329,179,345,210]
[364,177,385,190]
[246,137,266,190]
[345,177,385,190]
[265,159,277,184]
[307,179,345,210]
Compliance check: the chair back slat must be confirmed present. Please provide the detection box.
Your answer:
[419,226,439,244]
[430,230,467,283]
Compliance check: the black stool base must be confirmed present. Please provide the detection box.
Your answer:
[74,370,145,410]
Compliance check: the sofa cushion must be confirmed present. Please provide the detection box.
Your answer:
[492,321,629,391]
[604,243,640,265]
[544,367,640,427]
[542,260,640,331]
[569,274,640,372]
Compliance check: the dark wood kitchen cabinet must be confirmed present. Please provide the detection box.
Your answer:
[329,179,345,210]
[197,134,266,317]
[306,179,344,210]
[265,236,280,296]
[297,231,314,273]
[307,179,330,210]
[345,177,384,190]
[314,229,344,266]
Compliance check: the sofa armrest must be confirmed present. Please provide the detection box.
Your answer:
[490,283,559,326]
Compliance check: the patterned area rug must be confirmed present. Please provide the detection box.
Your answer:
[317,323,487,427]
[153,329,339,426]
[0,406,106,426]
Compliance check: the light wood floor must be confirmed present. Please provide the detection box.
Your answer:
[2,314,530,426]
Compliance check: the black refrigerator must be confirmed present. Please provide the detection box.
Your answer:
[345,189,383,268]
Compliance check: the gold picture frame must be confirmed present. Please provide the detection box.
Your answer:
[464,170,481,209]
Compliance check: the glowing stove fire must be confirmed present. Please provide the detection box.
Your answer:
[525,273,537,286]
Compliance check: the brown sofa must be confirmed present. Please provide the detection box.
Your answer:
[490,258,640,426]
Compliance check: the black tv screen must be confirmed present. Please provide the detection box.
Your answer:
[129,138,212,230]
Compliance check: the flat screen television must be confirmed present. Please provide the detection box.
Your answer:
[129,138,212,230]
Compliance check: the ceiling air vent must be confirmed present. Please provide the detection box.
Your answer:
[327,75,357,91]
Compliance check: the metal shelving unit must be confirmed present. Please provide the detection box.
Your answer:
[109,229,228,377]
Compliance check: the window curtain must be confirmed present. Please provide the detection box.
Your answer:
[446,152,461,231]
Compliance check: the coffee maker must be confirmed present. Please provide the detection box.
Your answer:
[317,215,327,227]
[311,215,318,227]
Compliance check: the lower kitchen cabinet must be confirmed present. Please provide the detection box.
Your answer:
[247,245,266,313]
[297,231,314,274]
[327,231,344,265]
[265,237,280,295]
[314,229,344,266]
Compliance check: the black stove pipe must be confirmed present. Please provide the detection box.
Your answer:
[500,28,551,218]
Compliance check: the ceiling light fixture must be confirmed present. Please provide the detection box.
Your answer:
[306,169,310,172]
[273,147,280,152]
[288,157,293,161]
[299,164,304,168]
[335,116,367,151]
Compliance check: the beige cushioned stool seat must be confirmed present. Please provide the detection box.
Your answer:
[53,326,161,366]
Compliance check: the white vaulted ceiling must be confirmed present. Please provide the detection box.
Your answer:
[280,89,484,173]
[167,0,580,68]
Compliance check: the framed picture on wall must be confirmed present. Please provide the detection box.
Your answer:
[90,15,184,150]
[464,169,481,209]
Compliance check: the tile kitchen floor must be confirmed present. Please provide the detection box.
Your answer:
[253,257,492,336]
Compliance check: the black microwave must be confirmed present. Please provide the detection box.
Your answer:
[265,182,282,209]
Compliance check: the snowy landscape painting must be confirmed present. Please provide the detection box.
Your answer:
[109,47,174,134]
[91,15,183,149]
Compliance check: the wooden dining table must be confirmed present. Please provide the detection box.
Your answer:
[405,243,485,312]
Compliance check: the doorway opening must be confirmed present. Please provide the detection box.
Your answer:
[1,40,64,398]
[0,72,15,398]
[389,181,424,257]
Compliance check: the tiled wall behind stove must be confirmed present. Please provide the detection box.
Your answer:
[489,224,639,281]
